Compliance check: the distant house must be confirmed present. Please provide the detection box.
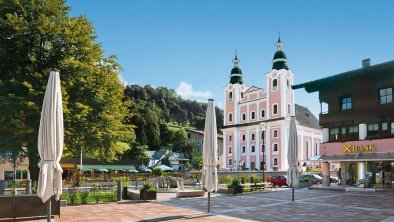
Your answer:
[146,150,189,171]
[186,128,224,169]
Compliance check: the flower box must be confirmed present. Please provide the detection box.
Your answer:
[140,189,156,201]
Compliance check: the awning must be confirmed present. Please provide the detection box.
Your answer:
[308,152,394,162]
[77,165,136,171]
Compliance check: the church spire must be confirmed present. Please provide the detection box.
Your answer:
[272,35,289,70]
[229,52,243,84]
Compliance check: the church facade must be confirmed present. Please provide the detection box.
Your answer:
[221,38,322,172]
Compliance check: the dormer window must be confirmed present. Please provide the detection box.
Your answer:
[272,79,278,90]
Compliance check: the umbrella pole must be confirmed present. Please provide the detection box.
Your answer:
[207,192,211,213]
[292,186,294,202]
[46,197,51,222]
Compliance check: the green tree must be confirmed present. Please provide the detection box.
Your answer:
[123,142,149,167]
[0,0,133,180]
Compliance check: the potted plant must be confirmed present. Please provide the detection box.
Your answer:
[139,182,157,201]
[227,179,242,195]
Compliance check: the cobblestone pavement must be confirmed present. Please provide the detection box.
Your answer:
[159,189,394,222]
[54,189,394,222]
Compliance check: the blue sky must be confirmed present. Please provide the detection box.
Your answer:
[67,0,394,117]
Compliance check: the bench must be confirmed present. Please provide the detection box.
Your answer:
[176,190,205,198]
[0,195,60,221]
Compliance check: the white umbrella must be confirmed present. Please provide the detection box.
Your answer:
[287,116,299,202]
[202,99,218,213]
[154,164,174,171]
[37,70,64,221]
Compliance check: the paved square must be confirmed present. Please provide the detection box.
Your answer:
[159,189,394,222]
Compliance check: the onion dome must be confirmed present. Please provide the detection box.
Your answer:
[272,36,289,70]
[229,54,244,84]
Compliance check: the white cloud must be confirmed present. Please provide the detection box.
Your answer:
[176,81,213,100]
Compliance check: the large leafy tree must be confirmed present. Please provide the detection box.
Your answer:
[0,0,133,180]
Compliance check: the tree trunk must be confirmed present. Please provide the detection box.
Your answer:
[28,143,39,182]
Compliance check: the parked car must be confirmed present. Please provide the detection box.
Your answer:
[299,174,322,184]
[316,173,339,183]
[270,176,287,187]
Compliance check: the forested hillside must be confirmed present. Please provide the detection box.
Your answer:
[123,84,223,150]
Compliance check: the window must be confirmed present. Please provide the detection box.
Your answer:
[329,128,339,141]
[242,146,246,153]
[348,126,359,140]
[341,127,347,139]
[241,92,244,98]
[261,131,265,140]
[228,147,232,154]
[251,145,255,153]
[229,113,232,122]
[4,171,13,181]
[229,135,232,142]
[261,109,265,118]
[340,96,352,110]
[251,111,255,120]
[391,122,394,135]
[22,170,28,179]
[229,159,232,165]
[288,104,291,115]
[380,88,392,104]
[367,123,379,138]
[251,133,255,140]
[273,144,278,152]
[261,144,265,152]
[242,134,246,141]
[273,130,278,137]
[242,113,246,121]
[273,158,278,166]
[272,79,278,90]
[382,122,389,138]
[228,91,233,101]
[273,104,278,114]
[16,170,21,179]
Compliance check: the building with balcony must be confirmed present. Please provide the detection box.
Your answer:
[293,59,394,187]
[222,37,322,172]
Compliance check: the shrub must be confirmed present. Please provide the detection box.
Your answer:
[219,175,233,184]
[227,179,242,194]
[299,177,310,183]
[250,175,262,183]
[152,168,164,177]
[91,183,102,203]
[112,177,129,183]
[139,182,156,192]
[81,191,90,204]
[68,187,78,205]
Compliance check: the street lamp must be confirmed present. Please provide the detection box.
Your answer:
[260,122,268,182]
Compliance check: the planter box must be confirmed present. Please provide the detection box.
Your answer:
[140,190,157,201]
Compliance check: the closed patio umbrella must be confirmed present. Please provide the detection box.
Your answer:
[287,116,300,202]
[202,99,218,213]
[154,164,174,171]
[37,70,64,221]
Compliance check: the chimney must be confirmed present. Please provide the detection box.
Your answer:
[362,58,371,68]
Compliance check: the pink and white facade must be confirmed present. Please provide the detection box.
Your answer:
[221,38,322,172]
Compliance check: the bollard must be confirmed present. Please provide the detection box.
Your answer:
[123,186,128,200]
[26,179,32,194]
[117,180,122,201]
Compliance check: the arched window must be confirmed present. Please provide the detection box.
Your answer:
[229,147,232,154]
[251,111,255,120]
[273,158,278,166]
[273,104,278,114]
[229,135,232,142]
[228,91,233,101]
[251,145,255,152]
[261,109,265,118]
[229,113,232,122]
[229,159,232,165]
[273,79,278,90]
[273,144,278,152]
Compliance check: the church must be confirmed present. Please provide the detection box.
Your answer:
[221,37,322,172]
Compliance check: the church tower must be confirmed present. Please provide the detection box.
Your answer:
[224,54,247,126]
[266,36,295,119]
